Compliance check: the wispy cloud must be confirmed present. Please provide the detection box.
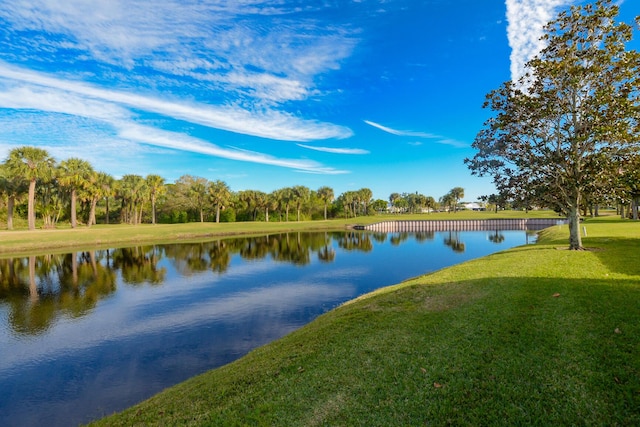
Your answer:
[364,120,467,148]
[0,64,351,174]
[505,0,573,82]
[0,0,358,106]
[296,144,370,155]
[364,120,439,138]
[0,63,352,142]
[120,124,349,174]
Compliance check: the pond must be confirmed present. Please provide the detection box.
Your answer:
[0,229,536,426]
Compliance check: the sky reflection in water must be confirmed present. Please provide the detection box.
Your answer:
[0,230,536,427]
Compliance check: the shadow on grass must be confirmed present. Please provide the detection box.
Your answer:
[588,237,640,276]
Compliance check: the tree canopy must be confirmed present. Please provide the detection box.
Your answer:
[465,0,640,249]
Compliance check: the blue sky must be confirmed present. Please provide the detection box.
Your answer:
[0,0,638,202]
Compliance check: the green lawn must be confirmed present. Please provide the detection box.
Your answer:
[89,215,640,426]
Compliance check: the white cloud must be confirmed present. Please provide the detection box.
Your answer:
[0,63,352,174]
[364,120,467,148]
[296,144,370,155]
[120,124,350,174]
[0,62,353,142]
[505,0,573,82]
[364,120,439,138]
[0,0,358,105]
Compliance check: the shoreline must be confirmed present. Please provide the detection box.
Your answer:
[0,212,563,257]
[89,217,640,426]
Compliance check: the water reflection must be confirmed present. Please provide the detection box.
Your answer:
[1,252,117,336]
[0,229,536,427]
[489,230,506,244]
[0,232,381,336]
[444,231,465,253]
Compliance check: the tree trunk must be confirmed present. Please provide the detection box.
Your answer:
[88,198,97,227]
[70,188,77,228]
[151,196,157,225]
[105,197,110,224]
[323,203,327,220]
[7,196,14,230]
[28,179,36,230]
[215,204,221,223]
[71,252,78,287]
[633,196,639,220]
[568,205,583,250]
[265,207,269,222]
[200,208,204,223]
[29,255,38,302]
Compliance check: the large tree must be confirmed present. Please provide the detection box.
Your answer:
[465,0,640,249]
[5,146,55,230]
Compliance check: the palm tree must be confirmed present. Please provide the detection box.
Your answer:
[118,174,146,224]
[82,171,113,227]
[208,180,231,223]
[188,177,209,223]
[58,158,94,228]
[317,186,334,220]
[340,191,354,218]
[424,196,437,214]
[440,192,456,213]
[98,172,115,224]
[264,192,278,222]
[0,163,27,230]
[280,187,293,221]
[358,188,373,216]
[5,146,55,230]
[236,189,258,221]
[252,191,268,221]
[449,187,465,213]
[389,192,401,210]
[145,174,166,225]
[292,185,310,221]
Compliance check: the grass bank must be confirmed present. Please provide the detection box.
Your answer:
[0,210,561,257]
[91,216,640,426]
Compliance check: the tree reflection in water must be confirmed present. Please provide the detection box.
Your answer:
[336,231,373,252]
[0,232,375,336]
[444,231,466,253]
[1,251,117,335]
[0,230,473,336]
[488,230,506,244]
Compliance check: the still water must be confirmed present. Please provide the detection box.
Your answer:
[0,230,535,426]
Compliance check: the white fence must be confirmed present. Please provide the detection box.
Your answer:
[360,218,566,232]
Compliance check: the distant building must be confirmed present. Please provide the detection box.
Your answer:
[462,202,486,211]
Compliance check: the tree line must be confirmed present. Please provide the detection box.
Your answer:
[0,146,466,230]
